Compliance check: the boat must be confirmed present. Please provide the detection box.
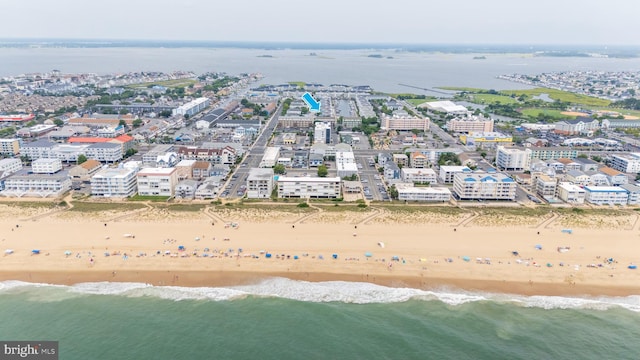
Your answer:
[0,114,35,122]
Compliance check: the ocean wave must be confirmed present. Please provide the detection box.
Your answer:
[0,279,638,312]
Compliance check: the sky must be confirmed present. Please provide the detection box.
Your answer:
[2,0,638,45]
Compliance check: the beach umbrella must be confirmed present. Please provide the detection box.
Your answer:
[511,251,519,256]
[391,256,400,261]
[629,265,637,270]
[31,250,40,254]
[534,244,542,250]
[318,255,324,260]
[365,252,373,257]
[64,251,72,256]
[546,263,553,267]
[332,254,338,259]
[462,256,471,262]
[377,242,385,248]
[4,249,13,255]
[265,253,272,258]
[178,245,185,251]
[294,255,299,260]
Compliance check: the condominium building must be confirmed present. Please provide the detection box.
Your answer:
[529,147,578,161]
[410,152,428,169]
[452,172,516,200]
[0,138,20,156]
[534,174,557,199]
[277,176,341,198]
[401,168,437,184]
[446,115,494,133]
[2,170,71,198]
[556,182,586,204]
[584,186,629,205]
[396,184,451,202]
[381,114,430,132]
[554,117,599,136]
[621,183,640,205]
[20,140,56,160]
[495,146,532,172]
[599,167,628,186]
[247,168,274,199]
[136,167,178,197]
[0,158,22,178]
[459,132,512,146]
[314,122,332,144]
[609,153,640,173]
[32,158,63,174]
[91,167,138,197]
[260,147,280,168]
[439,166,472,184]
[172,97,211,117]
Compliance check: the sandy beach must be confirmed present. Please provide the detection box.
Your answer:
[0,203,639,296]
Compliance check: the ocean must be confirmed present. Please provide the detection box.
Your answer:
[3,47,640,93]
[1,279,639,360]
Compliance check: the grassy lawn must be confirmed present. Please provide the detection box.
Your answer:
[376,205,469,216]
[226,203,316,213]
[0,201,60,209]
[470,93,521,105]
[69,202,146,212]
[126,79,196,89]
[520,108,574,120]
[501,88,611,107]
[129,195,171,202]
[164,204,207,212]
[405,98,430,106]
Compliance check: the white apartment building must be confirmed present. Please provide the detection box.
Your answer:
[381,114,430,132]
[277,176,341,199]
[621,183,640,205]
[439,166,472,184]
[85,143,123,163]
[401,168,437,184]
[20,140,56,160]
[260,147,280,168]
[136,167,178,197]
[446,116,494,133]
[556,182,586,204]
[496,146,532,172]
[32,158,63,174]
[0,138,20,156]
[452,172,517,200]
[397,184,451,202]
[314,122,332,144]
[172,97,211,117]
[535,174,557,199]
[2,171,71,198]
[247,168,274,199]
[584,186,629,205]
[610,153,640,173]
[0,158,22,177]
[91,167,138,197]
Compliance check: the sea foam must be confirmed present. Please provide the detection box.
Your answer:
[0,278,638,312]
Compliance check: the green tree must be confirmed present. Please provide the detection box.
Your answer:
[53,119,64,127]
[125,148,138,157]
[273,164,286,175]
[438,152,461,166]
[317,165,328,177]
[132,119,143,128]
[118,119,127,127]
[77,154,88,164]
[389,184,399,200]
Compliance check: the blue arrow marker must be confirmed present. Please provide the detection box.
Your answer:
[301,92,321,112]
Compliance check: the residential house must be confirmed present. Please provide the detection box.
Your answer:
[599,167,628,186]
[69,159,102,181]
[175,179,199,199]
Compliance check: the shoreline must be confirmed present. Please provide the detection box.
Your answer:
[1,270,638,298]
[0,205,638,298]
